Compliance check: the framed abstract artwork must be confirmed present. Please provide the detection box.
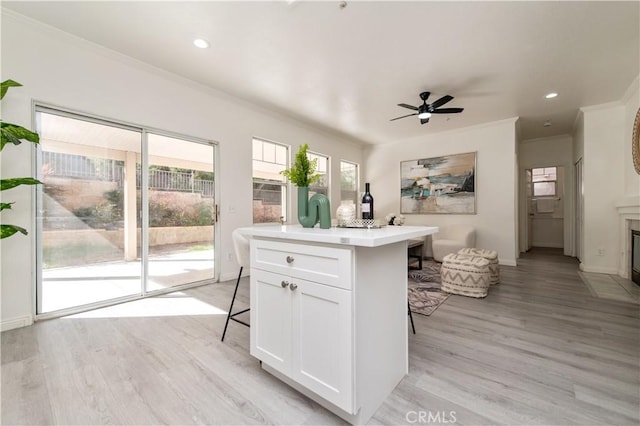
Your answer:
[400,151,476,214]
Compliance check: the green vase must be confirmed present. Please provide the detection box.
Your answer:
[297,186,331,229]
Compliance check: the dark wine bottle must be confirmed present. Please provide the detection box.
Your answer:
[361,182,374,220]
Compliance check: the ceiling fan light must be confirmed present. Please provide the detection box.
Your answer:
[418,112,431,119]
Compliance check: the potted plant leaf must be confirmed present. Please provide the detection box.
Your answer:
[281,144,331,228]
[1,80,42,239]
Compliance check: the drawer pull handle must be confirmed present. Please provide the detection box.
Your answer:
[281,281,289,288]
[289,283,298,291]
[286,256,295,264]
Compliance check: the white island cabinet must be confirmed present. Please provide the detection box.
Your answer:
[238,225,438,424]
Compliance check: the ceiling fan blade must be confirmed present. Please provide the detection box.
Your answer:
[431,107,464,114]
[397,103,419,111]
[428,95,454,110]
[390,113,418,121]
[420,117,430,125]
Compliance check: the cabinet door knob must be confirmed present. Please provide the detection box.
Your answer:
[286,256,295,264]
[289,283,298,291]
[281,280,289,288]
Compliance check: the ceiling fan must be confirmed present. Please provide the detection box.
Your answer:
[390,92,464,124]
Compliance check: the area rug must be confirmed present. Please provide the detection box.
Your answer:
[408,260,449,316]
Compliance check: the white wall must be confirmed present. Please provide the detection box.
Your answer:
[573,77,639,276]
[622,77,640,199]
[573,113,585,164]
[579,103,626,274]
[364,118,519,266]
[0,12,364,330]
[616,77,640,277]
[518,135,574,255]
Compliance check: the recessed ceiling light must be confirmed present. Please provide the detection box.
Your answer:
[193,38,209,49]
[543,120,552,127]
[545,92,558,99]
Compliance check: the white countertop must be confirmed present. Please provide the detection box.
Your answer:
[237,224,439,247]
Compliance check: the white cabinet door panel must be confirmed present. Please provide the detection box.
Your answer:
[292,278,353,413]
[250,269,292,374]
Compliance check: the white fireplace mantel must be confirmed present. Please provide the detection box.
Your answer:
[615,196,640,278]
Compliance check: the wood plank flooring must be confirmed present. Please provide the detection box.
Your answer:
[2,248,639,425]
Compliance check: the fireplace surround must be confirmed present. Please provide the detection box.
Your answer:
[616,197,640,281]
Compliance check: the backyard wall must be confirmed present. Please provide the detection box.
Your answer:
[44,226,214,249]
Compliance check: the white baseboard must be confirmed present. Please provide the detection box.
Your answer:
[1,315,33,332]
[499,258,517,267]
[579,264,618,275]
[617,268,629,279]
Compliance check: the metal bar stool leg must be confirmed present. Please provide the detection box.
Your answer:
[221,266,243,342]
[408,300,415,335]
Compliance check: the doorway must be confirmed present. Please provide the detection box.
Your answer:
[526,166,565,250]
[35,107,219,315]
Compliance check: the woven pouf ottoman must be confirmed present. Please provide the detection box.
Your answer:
[458,248,500,285]
[441,253,491,298]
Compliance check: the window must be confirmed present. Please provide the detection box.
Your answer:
[253,138,288,223]
[307,151,329,197]
[340,160,359,205]
[532,167,557,197]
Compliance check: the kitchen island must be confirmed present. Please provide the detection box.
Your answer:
[238,225,438,424]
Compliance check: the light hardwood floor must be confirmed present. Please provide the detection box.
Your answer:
[2,248,639,425]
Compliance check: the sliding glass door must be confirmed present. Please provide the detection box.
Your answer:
[146,133,216,292]
[36,108,218,315]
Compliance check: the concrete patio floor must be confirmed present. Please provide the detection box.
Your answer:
[41,249,215,313]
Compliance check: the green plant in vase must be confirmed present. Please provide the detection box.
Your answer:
[281,144,331,228]
[1,80,42,239]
